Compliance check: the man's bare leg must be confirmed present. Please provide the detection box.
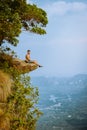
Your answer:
[33,60,43,67]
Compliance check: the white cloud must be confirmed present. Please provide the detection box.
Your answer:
[71,2,87,11]
[45,1,87,16]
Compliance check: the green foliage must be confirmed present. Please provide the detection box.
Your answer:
[0,48,42,130]
[0,0,47,128]
[0,0,48,46]
[7,74,42,130]
[0,47,16,71]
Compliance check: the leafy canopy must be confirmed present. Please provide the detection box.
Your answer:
[0,0,48,46]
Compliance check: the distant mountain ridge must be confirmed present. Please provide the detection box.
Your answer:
[31,73,87,79]
[31,73,87,99]
[33,74,87,130]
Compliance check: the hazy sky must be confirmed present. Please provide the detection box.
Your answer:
[10,0,87,77]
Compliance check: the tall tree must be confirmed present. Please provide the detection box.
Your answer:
[0,0,48,46]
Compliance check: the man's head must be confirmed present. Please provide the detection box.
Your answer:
[27,50,31,54]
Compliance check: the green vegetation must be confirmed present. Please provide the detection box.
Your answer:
[8,72,42,130]
[0,48,42,130]
[0,0,48,46]
[0,0,48,129]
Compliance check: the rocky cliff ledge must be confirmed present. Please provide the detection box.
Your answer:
[12,58,38,74]
[0,53,38,74]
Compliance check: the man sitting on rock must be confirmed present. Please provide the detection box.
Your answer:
[25,50,42,67]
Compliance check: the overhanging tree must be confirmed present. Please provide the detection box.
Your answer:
[0,0,48,46]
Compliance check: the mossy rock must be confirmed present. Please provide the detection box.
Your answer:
[0,108,4,116]
[0,116,10,130]
[0,70,11,102]
[0,53,38,74]
[12,58,38,74]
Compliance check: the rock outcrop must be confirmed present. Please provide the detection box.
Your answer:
[12,58,38,74]
[0,70,11,102]
[0,70,11,130]
[0,53,38,74]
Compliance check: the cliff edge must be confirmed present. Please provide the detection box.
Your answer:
[0,53,38,74]
[0,53,39,130]
[12,58,38,74]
